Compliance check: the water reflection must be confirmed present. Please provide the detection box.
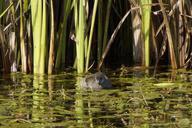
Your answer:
[32,75,48,126]
[0,71,191,127]
[75,77,85,127]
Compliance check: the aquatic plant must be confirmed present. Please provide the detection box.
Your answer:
[0,0,191,74]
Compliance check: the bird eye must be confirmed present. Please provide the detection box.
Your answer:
[97,76,104,84]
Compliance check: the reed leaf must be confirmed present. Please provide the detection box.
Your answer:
[159,0,177,69]
[0,1,13,19]
[98,7,139,69]
[85,0,98,72]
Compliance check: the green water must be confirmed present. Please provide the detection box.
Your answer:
[0,70,191,128]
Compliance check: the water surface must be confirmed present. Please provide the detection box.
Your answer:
[0,70,191,127]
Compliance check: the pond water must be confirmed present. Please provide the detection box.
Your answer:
[0,70,192,128]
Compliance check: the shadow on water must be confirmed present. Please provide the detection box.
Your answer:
[0,70,191,127]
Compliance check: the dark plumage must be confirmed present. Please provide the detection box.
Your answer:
[81,72,112,90]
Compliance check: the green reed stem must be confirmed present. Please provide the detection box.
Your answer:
[48,0,54,74]
[74,0,85,73]
[31,0,47,74]
[86,0,98,72]
[39,0,47,74]
[19,0,27,72]
[140,0,152,67]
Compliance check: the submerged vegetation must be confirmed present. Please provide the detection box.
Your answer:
[0,0,192,74]
[0,70,192,127]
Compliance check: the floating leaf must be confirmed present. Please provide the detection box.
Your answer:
[154,82,175,87]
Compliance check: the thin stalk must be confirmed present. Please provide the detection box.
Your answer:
[0,26,10,73]
[0,0,3,16]
[9,32,17,72]
[98,7,139,69]
[85,0,98,72]
[152,22,159,75]
[61,0,72,67]
[97,0,103,63]
[24,0,32,73]
[178,0,185,67]
[73,0,78,70]
[159,0,177,69]
[39,0,47,74]
[9,0,17,72]
[27,20,33,73]
[84,36,88,59]
[19,0,27,72]
[0,2,13,19]
[55,0,72,70]
[78,0,85,73]
[23,0,28,11]
[48,0,55,74]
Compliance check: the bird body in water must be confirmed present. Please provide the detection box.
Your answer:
[81,72,112,90]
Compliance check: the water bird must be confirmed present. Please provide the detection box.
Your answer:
[81,72,112,90]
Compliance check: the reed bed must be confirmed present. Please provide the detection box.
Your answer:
[0,0,191,74]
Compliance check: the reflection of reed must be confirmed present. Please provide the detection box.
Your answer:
[32,75,47,123]
[48,75,54,101]
[75,76,95,127]
[75,77,84,126]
